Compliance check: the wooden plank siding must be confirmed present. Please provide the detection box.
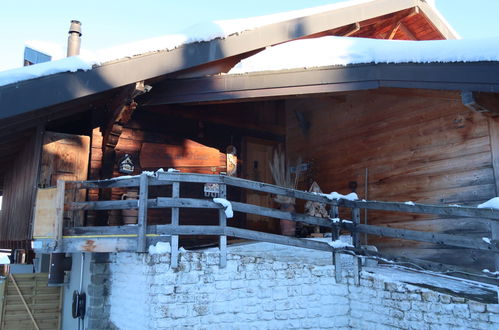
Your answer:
[286,88,496,268]
[0,129,41,244]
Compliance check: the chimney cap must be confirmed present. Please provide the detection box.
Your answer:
[69,20,82,36]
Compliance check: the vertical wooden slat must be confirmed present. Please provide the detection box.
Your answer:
[28,125,44,238]
[219,184,227,268]
[137,173,148,253]
[0,279,5,327]
[55,180,65,250]
[352,207,361,248]
[488,117,499,271]
[330,205,340,241]
[334,251,343,283]
[171,182,180,268]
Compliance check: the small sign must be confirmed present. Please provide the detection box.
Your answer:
[119,154,134,174]
[204,183,220,197]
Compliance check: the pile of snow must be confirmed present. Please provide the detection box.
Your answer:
[213,198,234,218]
[477,197,499,209]
[322,191,358,201]
[229,36,499,74]
[148,242,171,255]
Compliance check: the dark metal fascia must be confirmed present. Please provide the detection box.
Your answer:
[143,62,499,105]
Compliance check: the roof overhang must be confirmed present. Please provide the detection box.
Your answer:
[143,62,499,105]
[0,0,456,127]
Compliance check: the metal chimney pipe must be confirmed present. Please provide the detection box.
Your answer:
[67,20,82,57]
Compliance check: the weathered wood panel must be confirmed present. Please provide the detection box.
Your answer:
[286,88,496,268]
[140,141,225,170]
[0,129,41,243]
[1,273,61,330]
[39,132,90,228]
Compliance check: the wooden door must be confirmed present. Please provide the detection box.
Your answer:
[244,138,279,233]
[39,132,90,227]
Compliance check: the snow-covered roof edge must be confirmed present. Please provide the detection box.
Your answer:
[0,0,457,88]
[228,36,499,74]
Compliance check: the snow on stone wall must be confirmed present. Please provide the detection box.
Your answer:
[97,248,499,330]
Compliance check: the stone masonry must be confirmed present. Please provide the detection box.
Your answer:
[87,249,499,330]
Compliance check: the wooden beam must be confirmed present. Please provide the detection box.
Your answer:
[388,22,401,39]
[342,222,498,253]
[343,22,360,37]
[219,184,227,268]
[137,173,148,253]
[398,22,417,40]
[171,182,179,268]
[54,180,65,251]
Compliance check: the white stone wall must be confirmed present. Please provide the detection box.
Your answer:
[105,250,499,330]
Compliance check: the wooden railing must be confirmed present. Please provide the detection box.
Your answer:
[36,172,499,277]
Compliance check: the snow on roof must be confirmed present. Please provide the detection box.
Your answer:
[0,0,458,88]
[228,36,499,74]
[0,0,381,87]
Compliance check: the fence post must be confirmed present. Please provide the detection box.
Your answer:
[491,220,499,272]
[351,207,361,248]
[137,173,148,253]
[55,180,65,251]
[171,182,180,268]
[329,204,340,241]
[219,183,227,268]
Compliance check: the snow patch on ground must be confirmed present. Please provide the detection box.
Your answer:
[213,198,234,218]
[228,36,499,74]
[477,197,499,209]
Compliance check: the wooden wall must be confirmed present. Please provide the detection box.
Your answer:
[89,104,285,236]
[286,88,496,268]
[0,130,41,244]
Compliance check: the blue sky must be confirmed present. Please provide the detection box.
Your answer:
[0,0,498,71]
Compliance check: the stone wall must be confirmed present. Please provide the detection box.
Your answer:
[90,249,499,330]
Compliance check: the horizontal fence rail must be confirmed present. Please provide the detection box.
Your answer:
[39,172,499,275]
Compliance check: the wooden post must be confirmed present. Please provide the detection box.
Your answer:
[330,205,340,241]
[137,173,148,253]
[334,251,343,283]
[330,204,340,267]
[219,184,227,268]
[54,180,65,250]
[170,182,180,268]
[351,207,361,248]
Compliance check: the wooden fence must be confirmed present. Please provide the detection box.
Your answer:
[33,172,499,278]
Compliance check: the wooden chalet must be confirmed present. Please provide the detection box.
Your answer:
[0,0,498,277]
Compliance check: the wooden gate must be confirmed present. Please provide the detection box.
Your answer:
[0,273,62,330]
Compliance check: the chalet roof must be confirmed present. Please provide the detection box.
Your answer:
[0,0,455,127]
